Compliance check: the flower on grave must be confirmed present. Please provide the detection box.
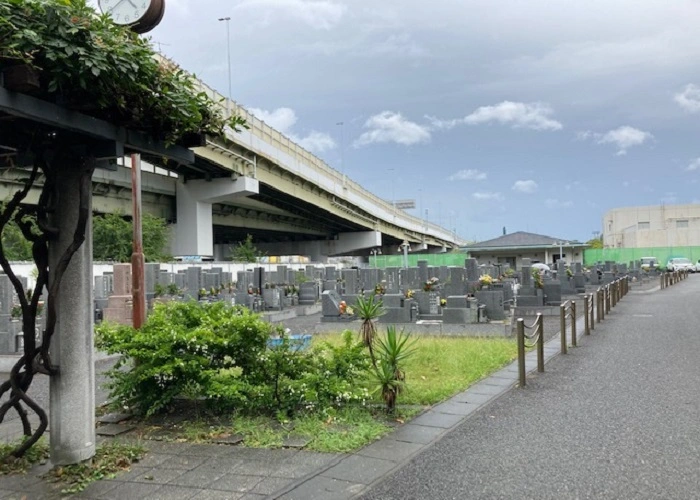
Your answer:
[440,298,447,307]
[566,267,573,278]
[404,289,415,299]
[423,277,439,292]
[339,301,347,315]
[531,268,544,289]
[374,282,386,295]
[478,274,493,287]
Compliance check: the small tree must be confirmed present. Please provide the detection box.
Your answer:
[354,293,384,367]
[586,236,603,249]
[371,326,417,414]
[92,212,171,262]
[230,234,262,263]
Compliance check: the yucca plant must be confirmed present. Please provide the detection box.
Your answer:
[371,326,417,414]
[354,293,385,366]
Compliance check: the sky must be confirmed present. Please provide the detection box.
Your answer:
[91,0,700,243]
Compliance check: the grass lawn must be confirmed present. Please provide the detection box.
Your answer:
[314,332,518,407]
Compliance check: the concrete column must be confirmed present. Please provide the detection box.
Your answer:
[49,162,95,465]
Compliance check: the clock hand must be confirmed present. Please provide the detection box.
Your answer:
[107,0,128,13]
[126,0,138,7]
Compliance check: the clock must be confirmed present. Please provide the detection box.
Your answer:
[98,0,165,34]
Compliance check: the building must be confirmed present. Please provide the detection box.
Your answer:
[602,204,700,248]
[462,231,587,269]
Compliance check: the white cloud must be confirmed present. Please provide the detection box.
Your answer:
[293,131,336,153]
[236,0,345,30]
[579,126,654,155]
[448,169,487,181]
[248,107,335,154]
[472,192,504,201]
[367,33,429,58]
[674,84,700,113]
[248,107,297,133]
[686,158,700,171]
[660,193,678,204]
[545,199,573,209]
[354,111,431,147]
[512,180,538,193]
[597,126,653,155]
[428,101,562,132]
[465,101,563,130]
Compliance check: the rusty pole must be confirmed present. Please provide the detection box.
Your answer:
[131,153,147,329]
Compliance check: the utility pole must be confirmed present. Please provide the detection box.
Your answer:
[131,154,146,329]
[218,17,232,116]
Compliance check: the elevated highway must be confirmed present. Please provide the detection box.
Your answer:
[0,77,465,261]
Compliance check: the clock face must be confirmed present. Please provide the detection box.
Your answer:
[98,0,151,26]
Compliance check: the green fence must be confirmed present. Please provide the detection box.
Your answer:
[369,253,468,268]
[584,247,700,266]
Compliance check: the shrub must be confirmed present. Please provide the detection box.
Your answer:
[97,303,369,418]
[96,301,278,416]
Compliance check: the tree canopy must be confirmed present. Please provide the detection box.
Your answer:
[93,212,171,262]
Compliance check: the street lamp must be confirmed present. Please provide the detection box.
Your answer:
[398,241,410,269]
[218,16,232,116]
[370,248,381,269]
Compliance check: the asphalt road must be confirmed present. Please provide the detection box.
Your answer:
[361,277,700,500]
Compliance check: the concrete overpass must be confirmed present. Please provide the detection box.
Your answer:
[0,77,465,261]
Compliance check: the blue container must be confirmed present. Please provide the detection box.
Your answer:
[267,334,312,352]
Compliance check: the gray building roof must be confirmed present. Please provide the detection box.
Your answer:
[464,231,586,250]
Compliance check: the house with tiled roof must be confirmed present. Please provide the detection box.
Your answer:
[461,231,588,269]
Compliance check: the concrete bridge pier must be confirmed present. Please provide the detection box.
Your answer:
[173,176,259,258]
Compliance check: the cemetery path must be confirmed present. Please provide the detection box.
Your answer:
[358,276,700,500]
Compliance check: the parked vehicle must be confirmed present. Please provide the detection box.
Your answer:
[640,257,658,271]
[696,260,700,273]
[666,257,695,273]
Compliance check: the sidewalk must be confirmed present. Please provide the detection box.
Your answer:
[0,282,662,499]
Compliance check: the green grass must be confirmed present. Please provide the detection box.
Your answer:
[315,332,518,406]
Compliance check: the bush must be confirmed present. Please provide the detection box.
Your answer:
[96,301,277,416]
[97,302,369,418]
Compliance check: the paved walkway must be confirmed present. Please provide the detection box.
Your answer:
[1,277,692,499]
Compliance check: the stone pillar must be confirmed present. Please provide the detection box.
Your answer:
[49,163,95,465]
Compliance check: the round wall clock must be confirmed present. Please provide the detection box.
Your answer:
[98,0,165,34]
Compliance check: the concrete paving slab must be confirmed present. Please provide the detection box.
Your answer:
[356,438,424,462]
[168,468,227,488]
[73,478,120,498]
[97,412,133,424]
[207,473,263,493]
[478,376,518,388]
[189,490,244,500]
[95,423,135,436]
[278,476,365,500]
[158,454,208,470]
[450,391,495,405]
[130,466,188,484]
[464,382,507,395]
[322,455,396,484]
[180,444,234,457]
[430,401,481,416]
[101,480,163,498]
[282,435,312,449]
[147,484,200,500]
[249,476,297,495]
[388,423,446,445]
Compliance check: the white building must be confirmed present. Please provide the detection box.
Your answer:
[602,204,700,248]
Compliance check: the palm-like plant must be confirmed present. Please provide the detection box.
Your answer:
[354,293,385,366]
[371,326,417,414]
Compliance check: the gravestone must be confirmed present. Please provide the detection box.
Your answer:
[475,290,506,320]
[342,269,360,295]
[185,267,201,299]
[442,295,470,324]
[417,261,429,288]
[543,281,562,305]
[298,282,318,305]
[321,290,353,322]
[465,258,479,282]
[103,264,133,325]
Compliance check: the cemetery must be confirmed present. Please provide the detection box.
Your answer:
[0,255,661,359]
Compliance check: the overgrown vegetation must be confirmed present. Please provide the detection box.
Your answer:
[371,326,417,413]
[92,212,171,262]
[0,0,246,144]
[0,219,33,261]
[96,302,370,418]
[47,442,145,494]
[0,437,49,474]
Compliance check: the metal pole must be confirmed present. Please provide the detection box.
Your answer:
[218,17,232,116]
[131,153,146,329]
[584,295,590,335]
[560,303,567,354]
[590,293,595,331]
[517,319,526,387]
[571,300,577,347]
